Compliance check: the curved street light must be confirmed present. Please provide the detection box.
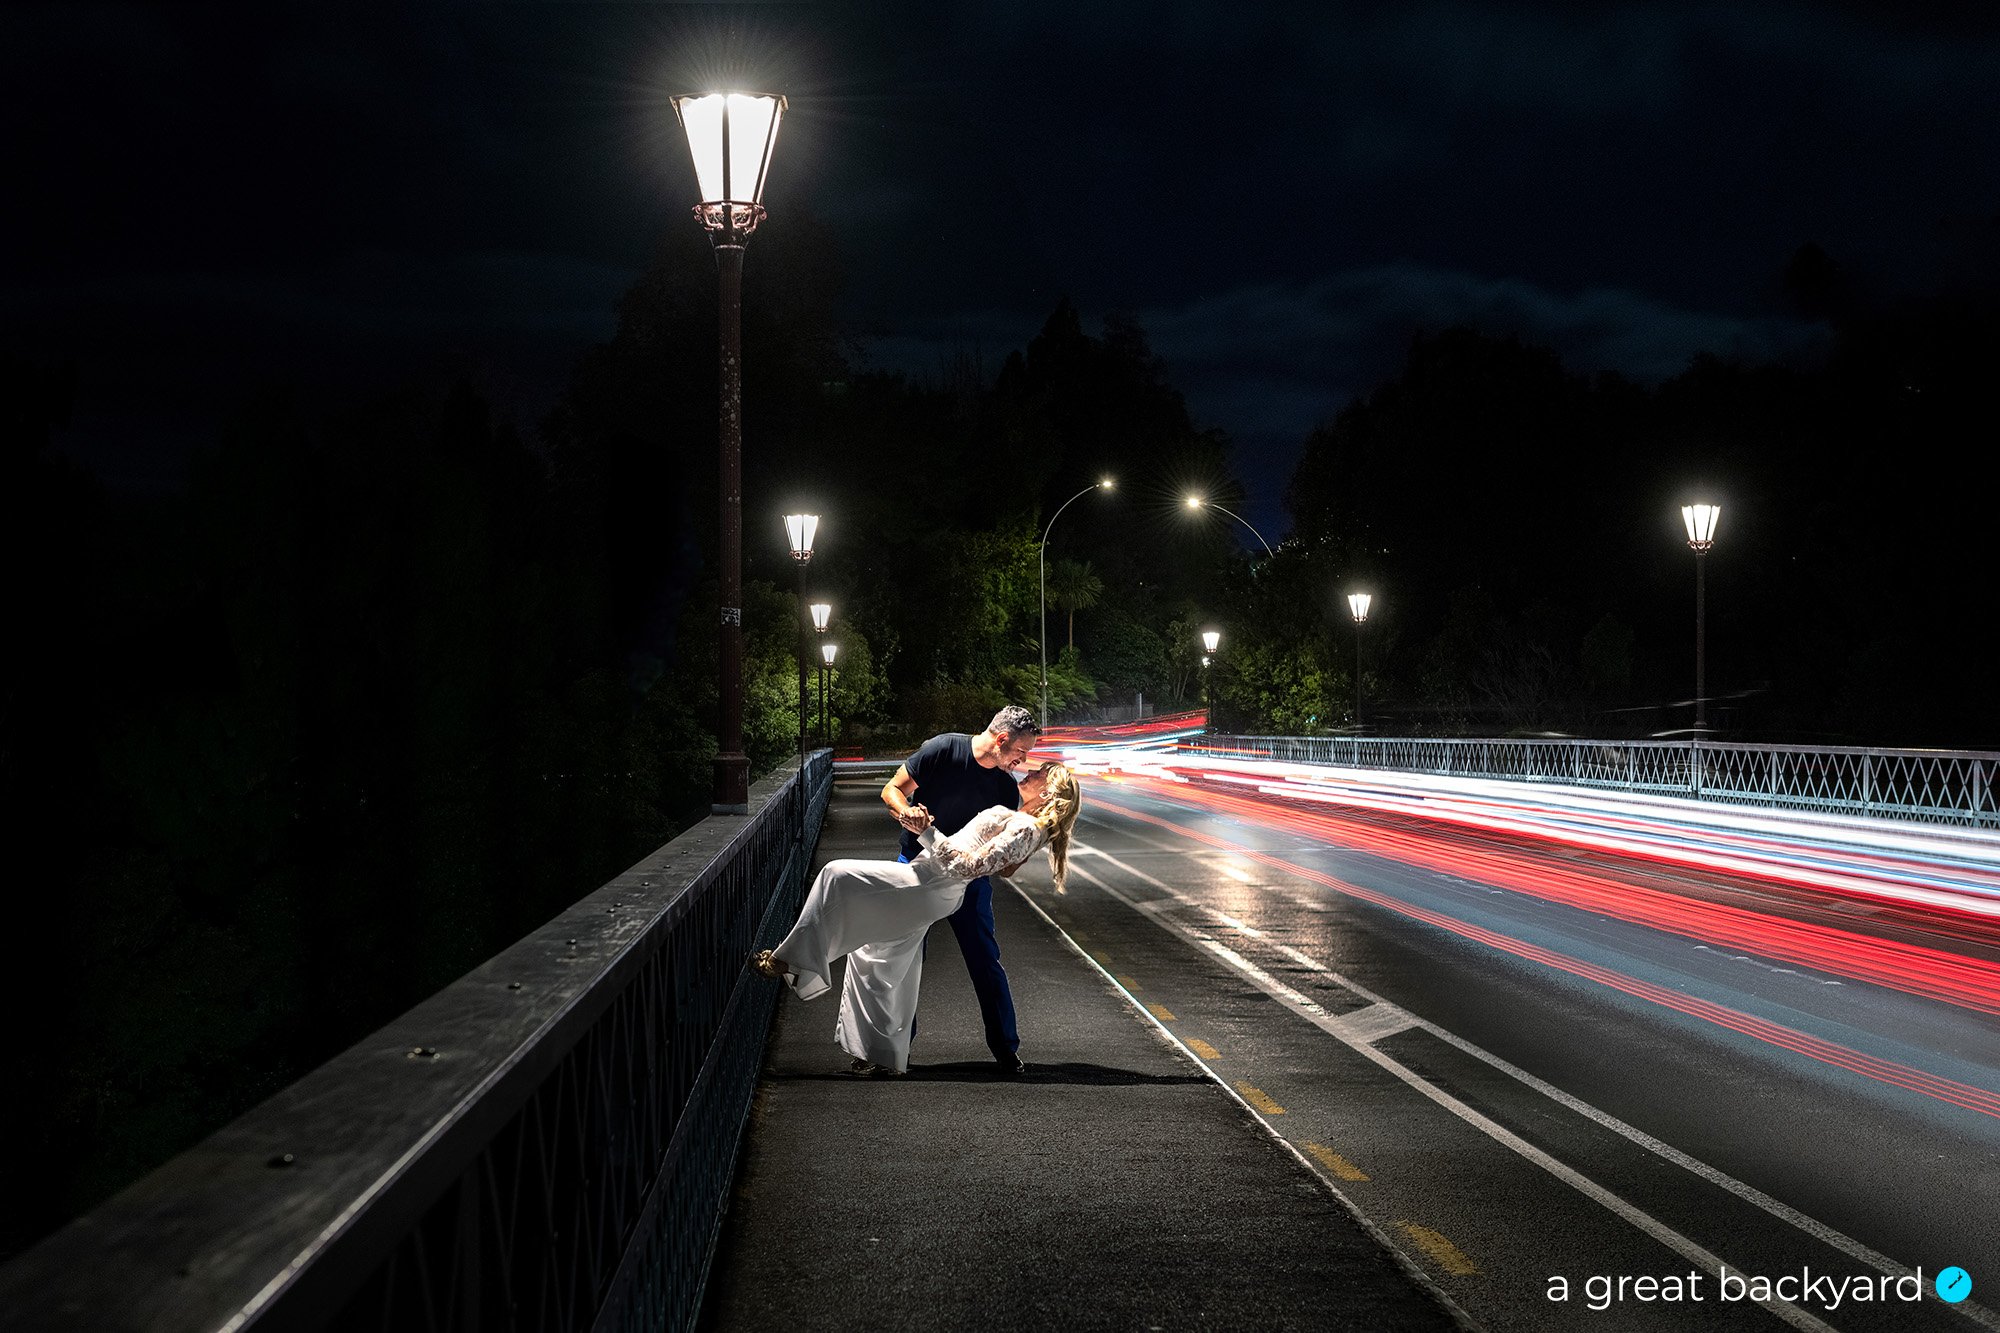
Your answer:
[1185,494,1275,557]
[672,90,786,814]
[1681,503,1720,734]
[1040,477,1114,729]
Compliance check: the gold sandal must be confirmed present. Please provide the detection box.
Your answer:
[749,949,786,980]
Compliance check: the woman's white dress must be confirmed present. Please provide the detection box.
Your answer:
[773,806,1045,1072]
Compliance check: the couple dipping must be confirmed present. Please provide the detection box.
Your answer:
[751,705,1083,1077]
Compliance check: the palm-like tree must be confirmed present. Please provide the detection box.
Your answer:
[1046,559,1104,650]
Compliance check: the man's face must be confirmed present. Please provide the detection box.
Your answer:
[994,730,1040,771]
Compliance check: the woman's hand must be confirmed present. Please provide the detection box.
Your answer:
[898,803,933,833]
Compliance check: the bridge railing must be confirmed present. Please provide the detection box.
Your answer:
[0,751,834,1333]
[1183,735,2000,829]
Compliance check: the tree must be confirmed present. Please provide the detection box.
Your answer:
[1045,559,1104,649]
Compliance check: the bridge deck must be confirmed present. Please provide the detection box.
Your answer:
[699,776,1457,1330]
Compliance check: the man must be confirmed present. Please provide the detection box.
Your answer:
[879,704,1041,1075]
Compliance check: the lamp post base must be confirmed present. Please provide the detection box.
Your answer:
[712,752,750,815]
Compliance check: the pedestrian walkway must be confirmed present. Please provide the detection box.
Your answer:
[699,777,1462,1331]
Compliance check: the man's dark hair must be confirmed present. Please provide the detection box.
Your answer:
[987,704,1039,737]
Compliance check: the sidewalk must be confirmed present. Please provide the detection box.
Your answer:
[699,778,1461,1331]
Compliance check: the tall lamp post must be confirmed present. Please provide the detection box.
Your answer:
[820,640,837,750]
[810,602,832,747]
[785,514,818,775]
[1201,629,1221,728]
[1347,592,1372,730]
[1681,503,1720,734]
[671,90,786,814]
[1040,478,1114,730]
[1185,494,1275,557]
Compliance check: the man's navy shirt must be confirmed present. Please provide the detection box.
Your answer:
[897,732,1021,861]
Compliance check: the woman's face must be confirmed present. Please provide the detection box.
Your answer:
[1018,770,1049,814]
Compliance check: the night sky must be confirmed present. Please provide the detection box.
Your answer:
[11,3,2000,538]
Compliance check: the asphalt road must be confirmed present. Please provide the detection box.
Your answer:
[1026,771,2000,1332]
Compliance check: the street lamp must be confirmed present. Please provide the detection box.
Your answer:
[672,89,786,814]
[1347,592,1372,730]
[1681,503,1720,734]
[1201,629,1220,728]
[1040,477,1114,730]
[820,641,838,750]
[810,602,832,747]
[785,514,817,778]
[1184,494,1274,557]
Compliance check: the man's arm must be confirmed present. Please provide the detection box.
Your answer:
[881,766,930,832]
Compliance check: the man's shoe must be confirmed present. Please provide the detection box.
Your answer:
[996,1054,1027,1077]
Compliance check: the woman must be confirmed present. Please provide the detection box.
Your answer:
[752,762,1081,1075]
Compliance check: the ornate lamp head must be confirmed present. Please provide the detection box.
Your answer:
[671,92,786,241]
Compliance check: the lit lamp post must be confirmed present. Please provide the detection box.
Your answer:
[1185,494,1275,557]
[1040,477,1114,730]
[1201,629,1221,727]
[820,641,838,749]
[810,602,832,747]
[1681,503,1720,734]
[785,514,817,775]
[1347,592,1372,730]
[671,90,786,814]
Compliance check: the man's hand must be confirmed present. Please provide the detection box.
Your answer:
[895,802,933,833]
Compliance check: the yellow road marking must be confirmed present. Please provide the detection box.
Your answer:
[1305,1142,1370,1181]
[1116,974,1141,991]
[1395,1221,1480,1275]
[1145,1001,1176,1021]
[1234,1081,1285,1115]
[1186,1038,1221,1060]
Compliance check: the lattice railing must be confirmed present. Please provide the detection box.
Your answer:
[1185,735,2000,828]
[0,752,834,1333]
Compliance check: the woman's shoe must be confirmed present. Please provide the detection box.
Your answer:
[749,949,786,980]
[845,1057,905,1077]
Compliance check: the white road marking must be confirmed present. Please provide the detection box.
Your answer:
[1068,816,2000,1332]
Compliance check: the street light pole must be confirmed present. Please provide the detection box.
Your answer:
[810,601,831,747]
[1040,477,1114,731]
[786,515,817,781]
[1184,495,1275,557]
[821,641,838,750]
[1201,629,1220,729]
[1681,503,1719,734]
[1347,592,1372,730]
[672,91,786,814]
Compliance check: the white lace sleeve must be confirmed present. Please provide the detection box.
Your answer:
[929,809,1044,880]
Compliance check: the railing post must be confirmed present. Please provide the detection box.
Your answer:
[1863,752,1873,815]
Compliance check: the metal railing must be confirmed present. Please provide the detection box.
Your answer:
[1185,735,2000,829]
[0,751,834,1333]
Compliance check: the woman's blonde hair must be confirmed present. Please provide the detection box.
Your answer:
[1031,762,1082,891]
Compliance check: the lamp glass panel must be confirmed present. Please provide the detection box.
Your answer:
[822,643,838,664]
[810,603,831,631]
[785,513,818,555]
[675,94,727,202]
[1348,593,1372,622]
[1202,631,1220,651]
[726,93,781,203]
[1682,503,1720,544]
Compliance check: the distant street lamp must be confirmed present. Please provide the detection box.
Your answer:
[672,90,786,814]
[1040,477,1114,729]
[1681,503,1720,734]
[810,602,832,747]
[785,514,817,777]
[1201,629,1221,727]
[820,641,838,749]
[1184,494,1274,557]
[1347,592,1372,730]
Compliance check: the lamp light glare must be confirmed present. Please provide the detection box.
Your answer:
[1682,503,1720,550]
[1186,495,1204,509]
[1348,592,1372,623]
[1202,630,1221,652]
[785,513,819,558]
